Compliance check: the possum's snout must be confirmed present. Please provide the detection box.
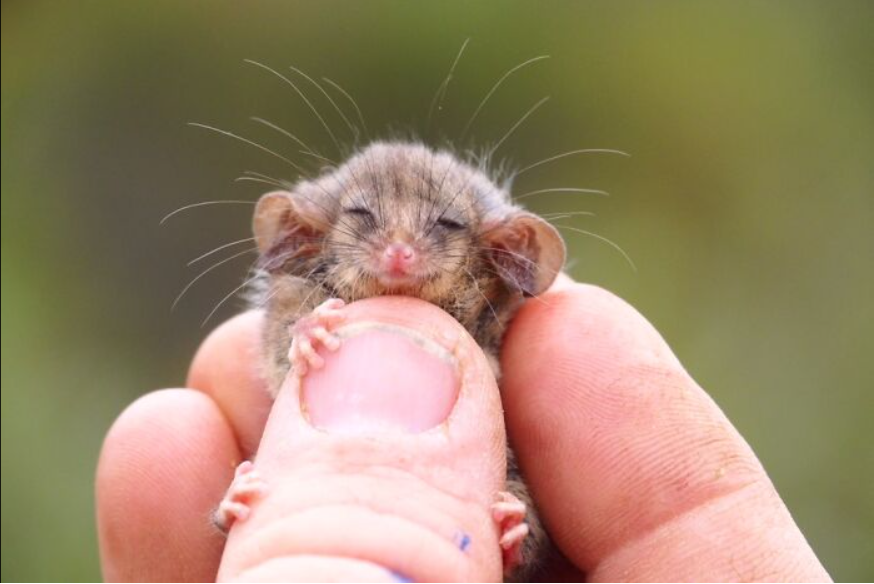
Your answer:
[381,241,417,275]
[372,239,428,288]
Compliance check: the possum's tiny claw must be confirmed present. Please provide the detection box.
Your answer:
[491,500,527,523]
[499,523,529,569]
[319,297,346,312]
[217,500,249,523]
[289,298,346,377]
[213,461,267,533]
[491,490,529,576]
[310,326,341,351]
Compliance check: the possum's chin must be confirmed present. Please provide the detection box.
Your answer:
[334,268,454,303]
[375,273,423,290]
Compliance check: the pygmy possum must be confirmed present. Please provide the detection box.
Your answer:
[213,140,566,578]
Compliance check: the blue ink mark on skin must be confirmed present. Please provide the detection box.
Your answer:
[389,570,414,583]
[455,531,472,552]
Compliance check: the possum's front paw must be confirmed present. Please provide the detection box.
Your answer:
[288,298,346,376]
[492,490,530,576]
[212,461,267,533]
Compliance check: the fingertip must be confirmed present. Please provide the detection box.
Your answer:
[549,272,576,291]
[219,297,507,582]
[504,283,686,408]
[187,310,272,455]
[187,309,265,390]
[501,283,758,566]
[97,389,240,582]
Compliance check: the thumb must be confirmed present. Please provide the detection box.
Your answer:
[217,296,507,582]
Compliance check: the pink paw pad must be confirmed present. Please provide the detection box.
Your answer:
[288,298,346,377]
[213,461,268,533]
[491,490,529,574]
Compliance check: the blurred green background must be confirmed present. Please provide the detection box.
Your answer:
[2,1,872,581]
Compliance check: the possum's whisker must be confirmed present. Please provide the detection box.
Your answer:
[288,65,359,142]
[235,176,287,189]
[243,58,342,154]
[348,261,369,299]
[424,153,485,239]
[172,246,258,310]
[472,263,553,307]
[477,246,541,269]
[513,187,610,201]
[242,170,289,184]
[460,55,550,142]
[332,219,373,245]
[427,38,471,135]
[488,96,550,156]
[253,284,280,310]
[201,269,263,327]
[322,77,369,140]
[249,116,330,162]
[363,146,389,230]
[246,163,342,211]
[187,122,307,174]
[424,169,474,238]
[188,236,256,266]
[553,224,637,272]
[422,152,456,232]
[464,267,500,325]
[514,149,631,177]
[294,265,339,317]
[160,200,256,225]
[540,211,596,218]
[297,261,330,288]
[237,171,299,191]
[540,212,596,223]
[300,151,337,166]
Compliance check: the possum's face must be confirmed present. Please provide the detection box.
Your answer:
[321,144,484,303]
[253,142,565,305]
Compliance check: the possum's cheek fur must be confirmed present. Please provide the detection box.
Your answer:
[325,261,374,299]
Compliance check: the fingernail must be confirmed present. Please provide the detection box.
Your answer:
[301,323,459,434]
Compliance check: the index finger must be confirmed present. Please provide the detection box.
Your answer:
[501,283,831,582]
[187,309,272,456]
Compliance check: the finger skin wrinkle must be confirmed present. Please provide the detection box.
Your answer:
[288,458,500,511]
[590,480,831,582]
[232,554,414,582]
[522,344,767,566]
[594,476,764,578]
[219,445,504,581]
[221,503,488,582]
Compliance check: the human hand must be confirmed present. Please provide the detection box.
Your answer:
[97,280,831,581]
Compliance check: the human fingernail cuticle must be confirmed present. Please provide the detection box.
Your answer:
[302,322,460,434]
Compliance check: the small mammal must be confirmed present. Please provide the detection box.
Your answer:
[213,141,565,577]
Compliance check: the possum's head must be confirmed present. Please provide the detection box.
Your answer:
[253,142,565,305]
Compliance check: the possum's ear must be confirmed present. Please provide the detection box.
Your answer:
[482,213,566,296]
[253,191,330,267]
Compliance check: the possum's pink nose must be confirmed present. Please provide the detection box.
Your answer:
[382,242,416,274]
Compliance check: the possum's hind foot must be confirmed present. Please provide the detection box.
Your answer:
[492,490,530,576]
[212,461,268,533]
[288,298,346,376]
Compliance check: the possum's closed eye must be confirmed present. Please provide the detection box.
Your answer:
[343,206,373,217]
[436,217,466,230]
